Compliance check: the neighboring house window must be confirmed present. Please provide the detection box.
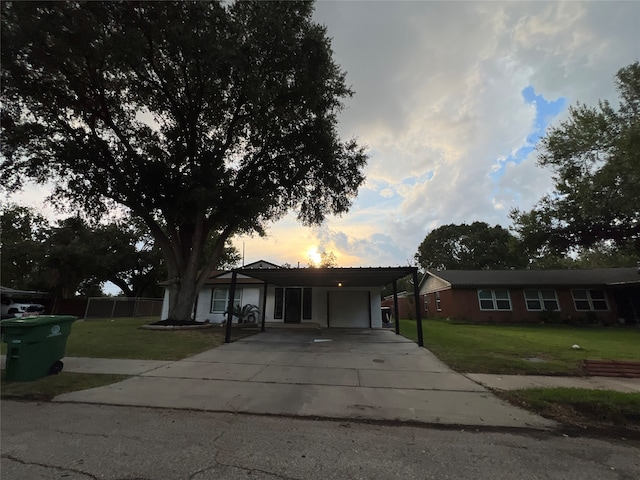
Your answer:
[524,289,560,311]
[477,289,511,311]
[274,288,284,319]
[435,292,442,311]
[424,295,429,312]
[572,289,609,311]
[211,288,242,313]
[302,288,312,320]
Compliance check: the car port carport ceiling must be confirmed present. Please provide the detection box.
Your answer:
[223,265,425,348]
[235,266,418,288]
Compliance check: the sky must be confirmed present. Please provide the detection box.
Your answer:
[236,0,640,268]
[9,1,640,276]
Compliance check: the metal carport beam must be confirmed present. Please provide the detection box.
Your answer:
[223,266,424,347]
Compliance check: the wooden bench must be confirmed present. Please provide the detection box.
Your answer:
[582,360,640,378]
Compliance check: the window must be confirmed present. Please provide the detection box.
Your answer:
[210,288,241,313]
[477,289,511,311]
[302,288,312,320]
[572,289,609,311]
[435,292,442,311]
[524,289,560,311]
[274,288,284,319]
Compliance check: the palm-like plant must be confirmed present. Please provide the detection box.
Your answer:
[232,304,260,324]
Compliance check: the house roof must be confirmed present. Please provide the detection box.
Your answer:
[242,260,281,269]
[159,266,417,289]
[423,267,640,289]
[205,277,264,285]
[236,266,417,288]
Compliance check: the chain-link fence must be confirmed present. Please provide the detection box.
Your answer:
[83,297,163,319]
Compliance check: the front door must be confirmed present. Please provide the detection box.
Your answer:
[284,288,302,323]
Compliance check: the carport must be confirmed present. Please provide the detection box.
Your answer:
[223,266,425,346]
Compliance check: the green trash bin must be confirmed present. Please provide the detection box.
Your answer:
[1,315,77,382]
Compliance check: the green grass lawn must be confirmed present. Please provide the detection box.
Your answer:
[1,317,257,360]
[63,317,256,360]
[497,388,640,431]
[399,318,640,375]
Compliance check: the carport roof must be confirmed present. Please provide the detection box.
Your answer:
[0,286,47,296]
[235,266,417,288]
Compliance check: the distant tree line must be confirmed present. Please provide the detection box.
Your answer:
[0,205,239,298]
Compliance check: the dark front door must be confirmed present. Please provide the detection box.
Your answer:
[284,288,302,323]
[613,288,640,325]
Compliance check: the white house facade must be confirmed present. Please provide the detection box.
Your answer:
[161,261,419,330]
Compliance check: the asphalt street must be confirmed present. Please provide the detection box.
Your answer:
[2,401,639,480]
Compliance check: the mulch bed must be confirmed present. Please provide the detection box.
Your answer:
[142,319,216,330]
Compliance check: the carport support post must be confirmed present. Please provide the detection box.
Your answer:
[261,282,268,332]
[225,270,238,344]
[412,270,424,347]
[392,280,400,336]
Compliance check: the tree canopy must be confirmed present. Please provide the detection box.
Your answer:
[511,62,640,262]
[1,205,240,298]
[0,204,49,291]
[415,222,527,270]
[1,1,367,320]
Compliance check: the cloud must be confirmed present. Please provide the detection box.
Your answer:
[307,1,640,262]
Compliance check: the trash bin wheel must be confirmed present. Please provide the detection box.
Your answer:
[49,360,64,375]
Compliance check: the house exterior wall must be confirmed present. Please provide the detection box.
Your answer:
[421,275,450,294]
[161,289,170,320]
[380,295,428,319]
[195,286,263,323]
[264,286,381,327]
[163,280,385,327]
[161,285,264,323]
[423,287,621,324]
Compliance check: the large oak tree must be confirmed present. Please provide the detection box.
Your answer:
[511,63,640,263]
[415,222,527,270]
[1,1,367,320]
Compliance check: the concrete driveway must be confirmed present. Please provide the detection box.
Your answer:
[55,328,555,429]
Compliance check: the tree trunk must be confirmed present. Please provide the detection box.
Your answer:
[167,280,200,322]
[165,249,203,322]
[148,212,233,323]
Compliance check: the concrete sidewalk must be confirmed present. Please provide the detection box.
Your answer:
[7,356,637,392]
[466,373,640,393]
[8,356,635,392]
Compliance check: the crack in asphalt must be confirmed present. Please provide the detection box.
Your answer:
[3,454,155,480]
[196,421,302,480]
[189,462,302,480]
[44,427,112,439]
[2,454,100,479]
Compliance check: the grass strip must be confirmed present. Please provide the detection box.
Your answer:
[1,372,130,401]
[496,387,640,430]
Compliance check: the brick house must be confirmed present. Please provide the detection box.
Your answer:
[418,267,640,325]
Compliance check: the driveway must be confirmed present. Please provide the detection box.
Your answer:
[54,328,554,429]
